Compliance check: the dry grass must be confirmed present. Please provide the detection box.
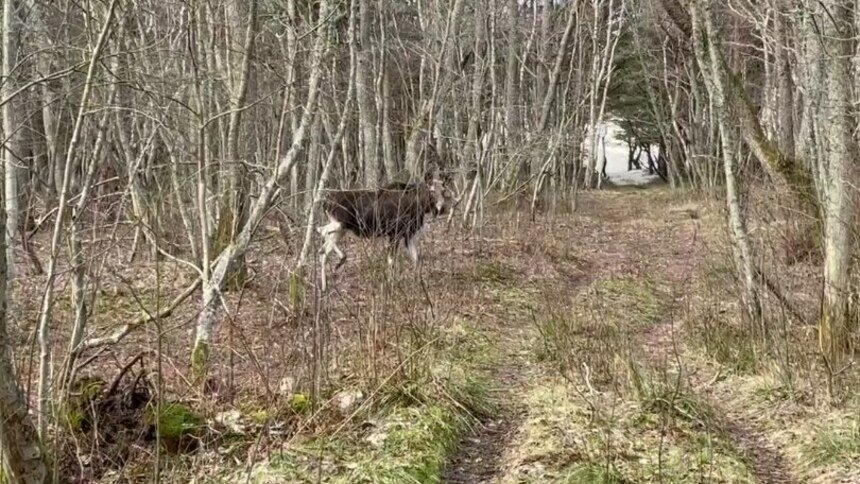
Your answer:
[11,184,859,483]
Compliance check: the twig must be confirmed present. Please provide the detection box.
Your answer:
[754,265,808,325]
[105,352,148,399]
[76,278,202,352]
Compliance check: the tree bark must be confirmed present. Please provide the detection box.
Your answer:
[216,0,257,289]
[810,0,856,362]
[0,3,48,465]
[357,0,379,185]
[2,0,20,278]
[0,210,48,483]
[692,0,762,325]
[504,0,523,183]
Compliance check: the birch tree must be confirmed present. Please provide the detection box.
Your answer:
[192,0,332,376]
[1,0,19,277]
[357,0,379,185]
[691,0,762,324]
[805,0,857,363]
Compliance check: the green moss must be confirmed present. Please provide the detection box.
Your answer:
[191,341,210,378]
[290,393,311,413]
[247,409,270,424]
[63,377,105,432]
[148,402,203,440]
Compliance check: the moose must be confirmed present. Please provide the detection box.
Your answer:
[316,173,453,289]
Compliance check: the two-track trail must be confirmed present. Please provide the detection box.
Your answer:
[441,188,796,483]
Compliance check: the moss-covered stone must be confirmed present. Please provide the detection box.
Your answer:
[147,402,203,452]
[289,393,311,413]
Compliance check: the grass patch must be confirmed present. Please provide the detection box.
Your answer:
[562,463,629,483]
[249,404,462,484]
[535,275,666,385]
[500,372,755,484]
[804,420,860,467]
[684,257,767,375]
[224,320,498,483]
[515,266,752,482]
[474,260,520,285]
[590,276,666,327]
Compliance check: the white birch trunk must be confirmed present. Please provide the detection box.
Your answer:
[692,0,762,324]
[812,0,856,361]
[34,0,118,436]
[192,0,331,376]
[2,0,19,278]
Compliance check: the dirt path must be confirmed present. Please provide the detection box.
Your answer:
[443,262,595,483]
[443,363,523,483]
[444,188,798,482]
[644,320,798,484]
[641,216,798,484]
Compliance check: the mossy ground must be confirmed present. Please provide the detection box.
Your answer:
[222,320,499,483]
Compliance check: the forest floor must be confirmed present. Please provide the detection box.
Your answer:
[225,184,858,483]
[19,183,860,482]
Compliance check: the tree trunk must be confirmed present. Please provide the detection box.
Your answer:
[504,0,523,183]
[192,0,331,377]
[357,0,379,186]
[2,0,20,278]
[0,233,48,483]
[464,2,487,174]
[811,0,856,363]
[774,0,795,160]
[0,7,49,465]
[692,0,762,325]
[216,0,257,289]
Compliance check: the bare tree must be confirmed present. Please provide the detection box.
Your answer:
[805,0,857,363]
[2,0,20,278]
[357,0,379,185]
[691,0,762,324]
[191,0,332,376]
[33,0,119,436]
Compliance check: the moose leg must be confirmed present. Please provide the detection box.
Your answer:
[405,237,419,265]
[405,221,428,266]
[325,230,346,270]
[317,218,341,236]
[387,235,406,266]
[320,229,345,290]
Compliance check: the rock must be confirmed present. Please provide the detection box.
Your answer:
[214,409,246,434]
[278,376,296,396]
[333,389,364,413]
[365,429,388,448]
